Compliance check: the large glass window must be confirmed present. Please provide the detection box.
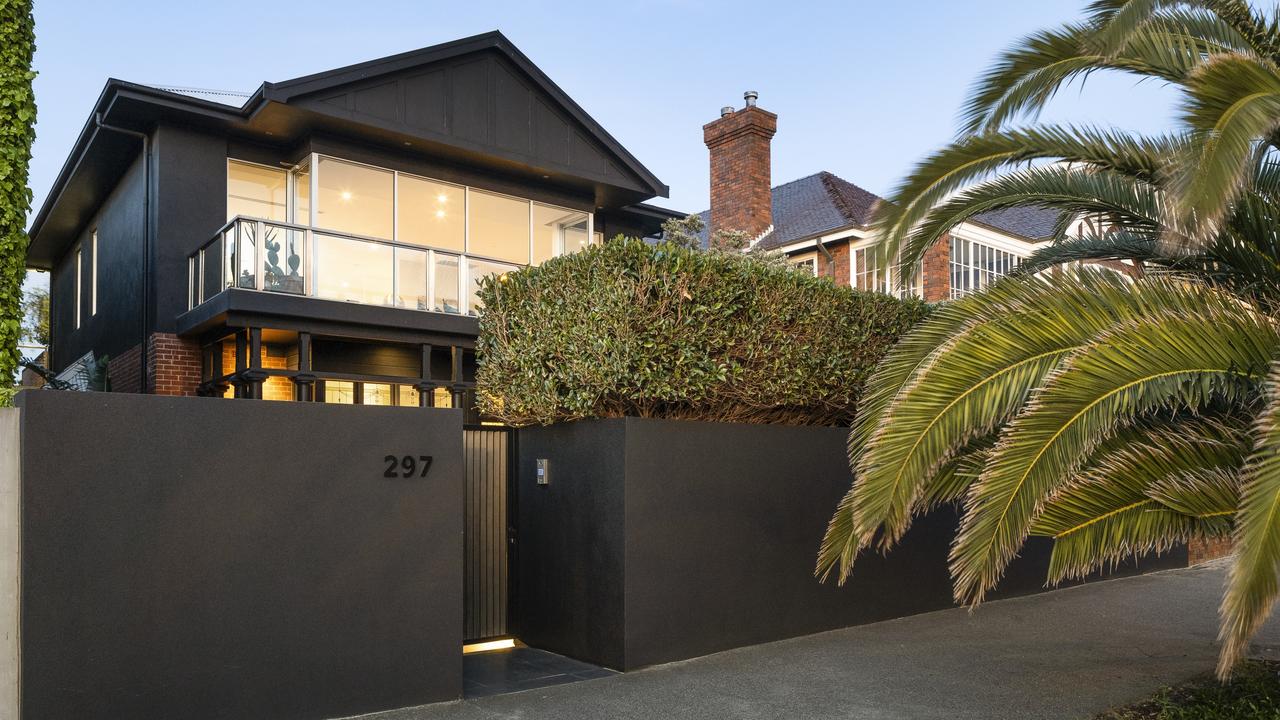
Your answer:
[395,248,428,310]
[316,157,394,239]
[434,254,461,314]
[228,160,288,222]
[313,233,394,306]
[467,257,519,315]
[398,175,465,251]
[208,153,596,317]
[532,204,590,265]
[323,380,355,404]
[468,190,530,264]
[950,236,1020,299]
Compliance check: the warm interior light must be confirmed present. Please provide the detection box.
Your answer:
[340,190,353,201]
[437,194,448,203]
[462,638,515,654]
[436,210,447,218]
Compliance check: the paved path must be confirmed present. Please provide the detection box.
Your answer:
[353,561,1280,720]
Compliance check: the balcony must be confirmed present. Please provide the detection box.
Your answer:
[188,216,523,316]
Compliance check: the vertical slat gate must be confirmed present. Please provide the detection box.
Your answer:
[463,427,510,642]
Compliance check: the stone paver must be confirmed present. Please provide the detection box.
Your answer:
[349,560,1280,720]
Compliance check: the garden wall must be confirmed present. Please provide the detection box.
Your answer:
[514,418,1187,670]
[14,391,464,720]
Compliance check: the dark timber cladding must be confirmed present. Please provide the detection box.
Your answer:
[464,427,512,641]
[17,391,465,719]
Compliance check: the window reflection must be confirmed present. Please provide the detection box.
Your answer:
[467,257,519,315]
[324,380,355,404]
[363,383,393,406]
[314,233,394,306]
[532,204,590,264]
[395,248,428,310]
[228,161,288,222]
[468,190,530,264]
[435,253,461,314]
[316,157,394,239]
[398,175,464,251]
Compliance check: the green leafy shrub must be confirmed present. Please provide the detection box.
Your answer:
[476,237,928,426]
[0,1,36,390]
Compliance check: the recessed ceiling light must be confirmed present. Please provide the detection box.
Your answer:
[341,191,352,201]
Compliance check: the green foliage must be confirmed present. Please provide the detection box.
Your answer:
[0,1,36,386]
[818,0,1280,678]
[1095,659,1280,719]
[659,213,705,250]
[475,237,927,427]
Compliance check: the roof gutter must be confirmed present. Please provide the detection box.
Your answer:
[94,113,150,394]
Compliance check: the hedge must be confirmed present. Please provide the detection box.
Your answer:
[0,1,35,398]
[475,238,928,426]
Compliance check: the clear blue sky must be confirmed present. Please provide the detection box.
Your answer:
[25,0,1181,289]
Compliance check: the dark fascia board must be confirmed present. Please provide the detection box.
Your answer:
[176,289,480,347]
[26,80,254,267]
[263,31,668,199]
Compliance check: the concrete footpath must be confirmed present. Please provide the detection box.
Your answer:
[356,560,1280,720]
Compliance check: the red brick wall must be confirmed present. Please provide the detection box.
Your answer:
[922,234,951,302]
[148,333,202,396]
[107,344,143,394]
[704,106,777,239]
[1188,537,1233,565]
[817,241,851,286]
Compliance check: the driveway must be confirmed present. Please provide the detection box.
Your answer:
[352,560,1280,720]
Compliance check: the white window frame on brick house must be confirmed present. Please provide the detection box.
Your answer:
[947,222,1046,299]
[788,252,818,276]
[849,238,922,299]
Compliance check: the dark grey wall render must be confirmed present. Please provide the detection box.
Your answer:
[515,418,1187,671]
[17,391,464,720]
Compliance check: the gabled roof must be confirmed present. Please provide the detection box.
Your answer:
[29,31,668,268]
[694,170,1060,250]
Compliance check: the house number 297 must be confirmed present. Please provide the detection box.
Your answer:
[384,455,433,478]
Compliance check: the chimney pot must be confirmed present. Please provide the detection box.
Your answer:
[720,106,734,117]
[703,92,777,241]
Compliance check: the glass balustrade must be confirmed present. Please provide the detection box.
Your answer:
[187,215,530,316]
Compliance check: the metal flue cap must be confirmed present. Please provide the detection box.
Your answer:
[744,90,759,107]
[720,106,734,117]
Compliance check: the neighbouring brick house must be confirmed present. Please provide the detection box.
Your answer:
[698,92,1061,298]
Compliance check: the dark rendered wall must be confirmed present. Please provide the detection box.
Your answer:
[516,418,1187,671]
[513,421,628,668]
[49,153,146,372]
[17,391,464,719]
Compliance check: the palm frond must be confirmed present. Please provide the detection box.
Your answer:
[1015,231,1161,275]
[873,127,1179,271]
[959,19,1216,135]
[1173,53,1280,237]
[896,165,1167,274]
[951,279,1276,606]
[849,271,1169,553]
[1219,361,1280,677]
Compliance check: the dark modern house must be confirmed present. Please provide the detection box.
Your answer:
[26,32,678,416]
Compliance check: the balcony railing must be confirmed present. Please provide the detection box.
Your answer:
[188,216,520,316]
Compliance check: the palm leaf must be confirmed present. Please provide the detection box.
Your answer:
[1034,416,1244,582]
[1219,361,1280,677]
[951,279,1277,605]
[1173,53,1280,237]
[897,165,1166,274]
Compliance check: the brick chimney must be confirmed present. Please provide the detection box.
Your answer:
[703,91,777,240]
